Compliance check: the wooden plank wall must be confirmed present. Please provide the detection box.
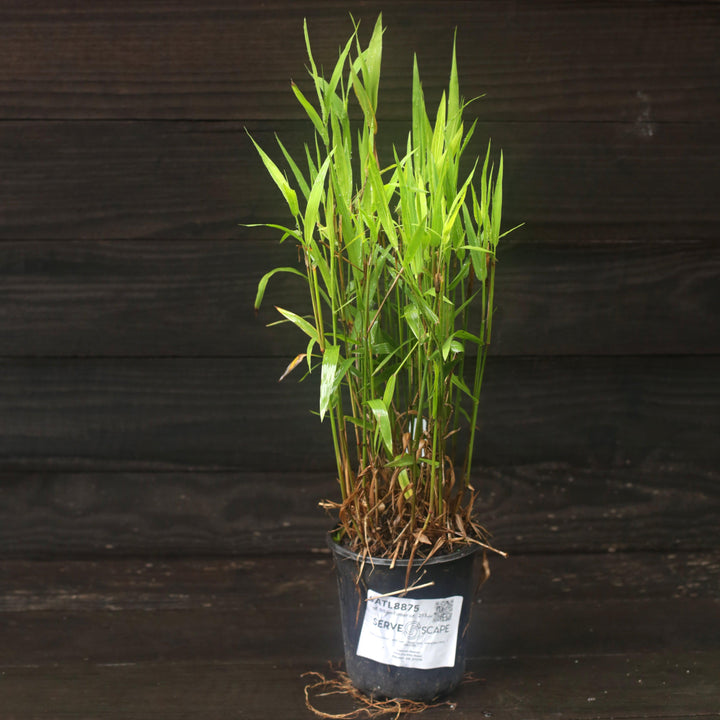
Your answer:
[0,0,717,558]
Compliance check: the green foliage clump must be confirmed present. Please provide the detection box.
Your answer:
[250,15,515,561]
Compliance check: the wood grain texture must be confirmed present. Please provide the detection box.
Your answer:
[0,554,718,717]
[0,239,717,357]
[0,0,716,122]
[2,552,718,613]
[0,654,717,719]
[0,464,717,557]
[0,0,716,614]
[0,356,716,473]
[0,120,717,240]
[0,554,717,662]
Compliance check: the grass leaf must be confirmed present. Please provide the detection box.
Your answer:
[274,306,319,343]
[367,398,394,456]
[304,152,334,249]
[292,82,329,146]
[255,266,306,311]
[319,344,340,420]
[246,131,299,217]
[278,353,307,382]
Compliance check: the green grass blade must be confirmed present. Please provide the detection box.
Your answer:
[304,152,334,248]
[255,266,306,311]
[382,372,396,409]
[412,55,431,159]
[319,344,340,421]
[491,151,504,245]
[447,31,460,140]
[275,306,319,343]
[367,398,393,456]
[303,18,324,111]
[275,135,311,200]
[241,223,302,244]
[398,469,414,499]
[363,14,384,110]
[403,304,424,341]
[292,82,329,146]
[246,131,299,218]
[367,156,398,248]
[325,33,355,107]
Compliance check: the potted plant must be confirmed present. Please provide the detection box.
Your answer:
[249,15,514,702]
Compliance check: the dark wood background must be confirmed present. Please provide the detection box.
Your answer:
[0,0,718,560]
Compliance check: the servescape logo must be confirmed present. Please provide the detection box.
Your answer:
[368,597,455,639]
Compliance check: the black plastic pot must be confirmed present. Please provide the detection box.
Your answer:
[328,535,481,702]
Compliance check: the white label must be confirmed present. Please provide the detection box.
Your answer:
[356,590,463,669]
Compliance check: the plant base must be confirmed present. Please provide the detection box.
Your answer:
[328,536,482,702]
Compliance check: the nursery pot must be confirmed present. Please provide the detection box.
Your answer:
[328,535,481,702]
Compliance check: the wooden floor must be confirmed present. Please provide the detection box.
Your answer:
[1,551,718,719]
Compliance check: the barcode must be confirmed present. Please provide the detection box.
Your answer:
[433,599,454,622]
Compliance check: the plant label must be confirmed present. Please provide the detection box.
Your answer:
[356,589,463,669]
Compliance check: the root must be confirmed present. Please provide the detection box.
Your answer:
[303,667,467,719]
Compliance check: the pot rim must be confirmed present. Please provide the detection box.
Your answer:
[327,531,479,567]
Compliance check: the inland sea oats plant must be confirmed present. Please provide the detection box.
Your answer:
[249,15,518,567]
